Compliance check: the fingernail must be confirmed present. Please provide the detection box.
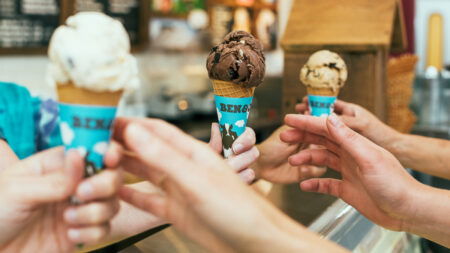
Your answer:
[328,113,342,127]
[64,208,77,223]
[68,229,81,241]
[240,169,255,183]
[78,182,94,198]
[232,143,244,154]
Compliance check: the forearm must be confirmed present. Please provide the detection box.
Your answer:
[389,134,450,179]
[229,193,348,253]
[253,210,348,253]
[405,184,450,247]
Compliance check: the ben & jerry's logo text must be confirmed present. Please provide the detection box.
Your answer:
[219,103,251,113]
[72,116,113,130]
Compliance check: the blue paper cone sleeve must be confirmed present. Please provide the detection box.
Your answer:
[58,103,117,177]
[214,95,253,158]
[307,95,337,117]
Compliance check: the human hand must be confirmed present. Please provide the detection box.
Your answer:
[253,125,327,184]
[209,123,258,183]
[0,148,122,252]
[111,118,342,252]
[296,97,401,149]
[280,114,423,231]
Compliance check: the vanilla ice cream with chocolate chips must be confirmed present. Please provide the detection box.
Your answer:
[300,50,347,93]
[47,12,139,92]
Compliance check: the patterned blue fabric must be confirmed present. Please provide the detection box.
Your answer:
[35,98,62,150]
[0,82,62,159]
[0,82,37,158]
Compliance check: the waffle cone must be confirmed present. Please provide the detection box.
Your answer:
[307,87,339,96]
[212,80,255,98]
[57,82,123,106]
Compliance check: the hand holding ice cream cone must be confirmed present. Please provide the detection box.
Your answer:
[300,50,347,117]
[206,31,265,158]
[48,12,139,177]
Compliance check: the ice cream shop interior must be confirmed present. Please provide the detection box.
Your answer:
[1,0,450,252]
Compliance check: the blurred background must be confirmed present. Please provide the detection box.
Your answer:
[0,0,449,252]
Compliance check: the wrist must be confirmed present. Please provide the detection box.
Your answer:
[401,183,444,235]
[383,130,406,157]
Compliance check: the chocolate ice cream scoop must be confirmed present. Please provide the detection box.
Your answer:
[206,31,265,88]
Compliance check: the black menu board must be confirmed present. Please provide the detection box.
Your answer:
[74,0,146,46]
[0,0,61,52]
[0,0,148,54]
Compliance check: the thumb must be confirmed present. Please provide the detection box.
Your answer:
[208,123,222,154]
[326,114,376,165]
[15,150,84,204]
[340,115,363,132]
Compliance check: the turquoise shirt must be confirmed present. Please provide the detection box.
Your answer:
[0,82,62,159]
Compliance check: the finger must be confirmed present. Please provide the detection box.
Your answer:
[119,118,220,168]
[119,186,166,218]
[64,199,120,226]
[238,168,255,183]
[295,103,309,114]
[340,115,364,132]
[299,165,327,180]
[15,147,65,176]
[13,149,83,204]
[208,123,222,154]
[104,141,124,169]
[227,147,259,173]
[124,122,220,184]
[288,149,340,172]
[280,129,340,154]
[284,114,329,137]
[302,96,308,104]
[112,117,131,144]
[333,100,356,116]
[75,169,122,202]
[326,114,380,167]
[67,224,110,244]
[300,178,343,198]
[232,127,256,154]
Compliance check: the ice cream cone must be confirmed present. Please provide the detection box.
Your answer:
[212,80,255,98]
[57,82,123,106]
[306,87,339,97]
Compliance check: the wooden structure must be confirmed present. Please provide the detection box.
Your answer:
[281,0,407,121]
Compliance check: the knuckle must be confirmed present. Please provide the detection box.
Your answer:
[86,204,106,224]
[251,147,260,159]
[92,225,109,241]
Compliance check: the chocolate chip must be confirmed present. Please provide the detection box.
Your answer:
[326,62,339,71]
[68,58,75,69]
[228,68,239,80]
[214,53,221,64]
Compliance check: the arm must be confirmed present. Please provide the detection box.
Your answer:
[389,134,450,179]
[281,113,450,248]
[112,118,348,252]
[297,99,450,179]
[406,184,450,247]
[92,122,261,249]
